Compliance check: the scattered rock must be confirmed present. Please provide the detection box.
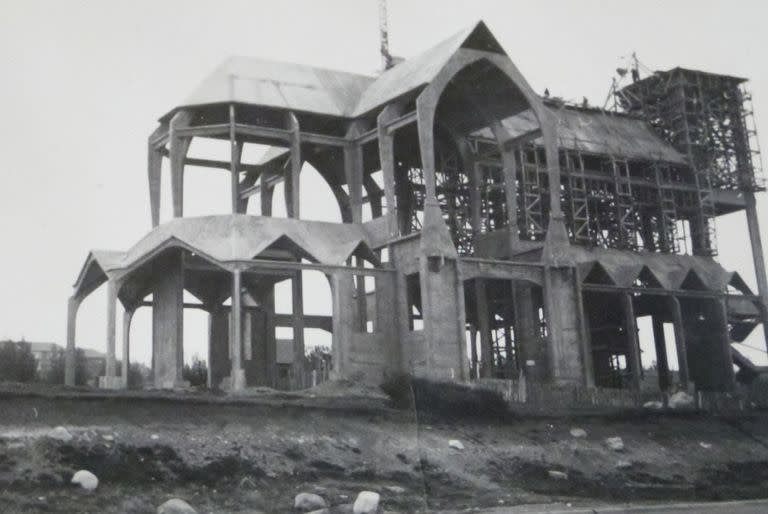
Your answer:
[699,442,712,449]
[48,426,73,442]
[669,391,694,409]
[605,436,624,451]
[157,498,197,514]
[102,434,114,442]
[643,401,663,409]
[384,485,406,494]
[616,459,632,469]
[150,434,160,440]
[294,492,327,512]
[305,510,330,514]
[353,491,381,514]
[547,470,568,480]
[448,439,465,451]
[71,470,98,491]
[569,427,587,438]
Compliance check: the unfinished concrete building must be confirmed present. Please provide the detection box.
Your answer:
[67,22,768,394]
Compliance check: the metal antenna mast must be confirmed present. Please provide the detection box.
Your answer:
[379,0,393,70]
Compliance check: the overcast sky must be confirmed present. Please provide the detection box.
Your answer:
[1,0,768,367]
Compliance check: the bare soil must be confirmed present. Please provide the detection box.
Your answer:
[2,383,768,513]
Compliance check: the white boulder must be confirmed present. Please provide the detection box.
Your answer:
[157,498,197,514]
[669,391,694,409]
[605,436,624,451]
[294,492,327,512]
[48,426,73,442]
[71,470,98,491]
[643,401,663,409]
[569,427,587,438]
[353,491,381,514]
[547,470,568,480]
[448,439,465,450]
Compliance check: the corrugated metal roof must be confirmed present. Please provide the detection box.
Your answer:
[496,106,686,164]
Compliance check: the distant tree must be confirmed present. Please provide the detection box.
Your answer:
[182,356,208,387]
[45,347,89,386]
[0,341,38,383]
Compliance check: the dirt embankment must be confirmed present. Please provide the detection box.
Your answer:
[2,388,768,513]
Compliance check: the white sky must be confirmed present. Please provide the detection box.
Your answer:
[1,0,768,367]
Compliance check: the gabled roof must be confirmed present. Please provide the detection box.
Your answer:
[163,21,506,120]
[352,21,505,116]
[493,106,686,165]
[177,56,374,118]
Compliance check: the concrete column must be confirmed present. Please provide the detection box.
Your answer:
[207,307,230,389]
[745,191,768,350]
[415,101,437,202]
[65,296,82,386]
[260,174,274,216]
[474,279,492,378]
[292,271,305,364]
[285,112,301,219]
[169,111,192,218]
[104,280,118,388]
[152,251,184,389]
[651,316,670,391]
[715,298,736,391]
[147,124,166,228]
[377,105,400,236]
[121,308,134,389]
[230,268,245,390]
[670,296,690,389]
[621,293,641,391]
[500,146,520,248]
[469,325,478,379]
[228,105,244,214]
[344,125,364,224]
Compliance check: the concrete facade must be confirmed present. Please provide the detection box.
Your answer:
[67,22,768,394]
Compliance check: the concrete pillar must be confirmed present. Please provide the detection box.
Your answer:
[651,315,670,391]
[621,293,641,391]
[292,271,305,364]
[104,280,118,388]
[228,105,243,214]
[344,125,364,224]
[230,268,245,390]
[169,111,192,218]
[745,191,768,351]
[285,112,301,219]
[376,105,400,237]
[65,296,81,386]
[121,308,134,389]
[474,279,492,378]
[500,146,520,248]
[207,307,230,389]
[670,296,690,389]
[147,124,166,228]
[152,251,184,389]
[260,173,274,217]
[715,298,736,391]
[542,267,585,384]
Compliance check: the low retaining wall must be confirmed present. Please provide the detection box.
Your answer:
[471,378,768,412]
